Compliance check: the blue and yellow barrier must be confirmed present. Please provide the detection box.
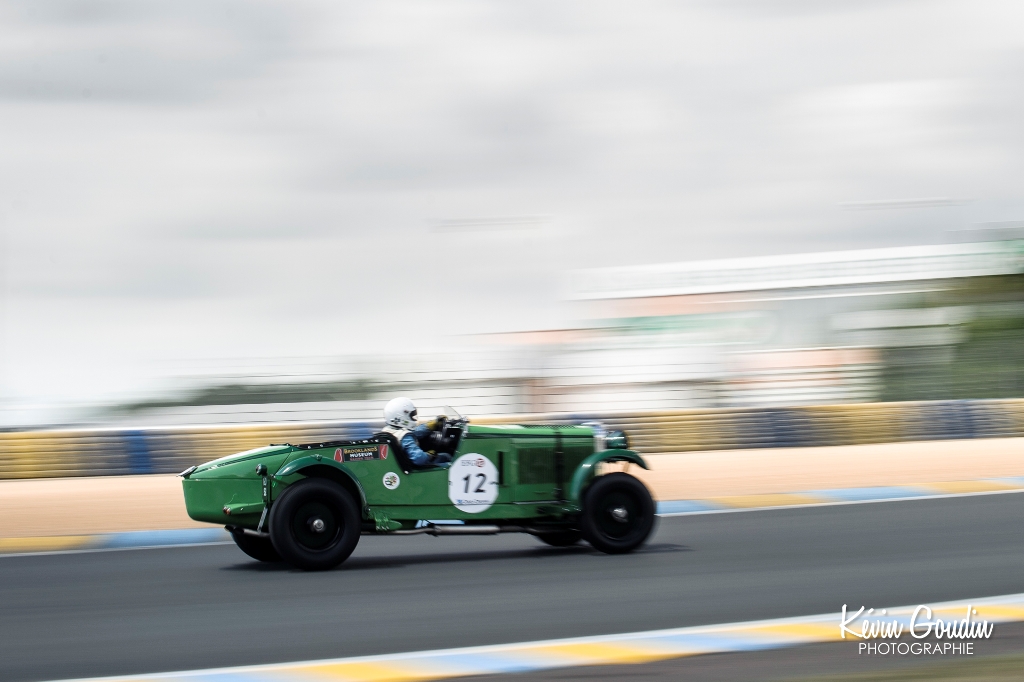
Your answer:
[3,399,1024,479]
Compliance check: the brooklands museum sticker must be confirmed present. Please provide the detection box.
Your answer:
[335,444,389,462]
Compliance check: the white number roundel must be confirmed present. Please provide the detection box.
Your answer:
[448,453,499,513]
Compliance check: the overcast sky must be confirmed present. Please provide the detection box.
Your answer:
[2,0,1024,414]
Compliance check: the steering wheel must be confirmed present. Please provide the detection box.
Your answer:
[424,415,467,455]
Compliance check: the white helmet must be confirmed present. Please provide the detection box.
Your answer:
[384,397,418,429]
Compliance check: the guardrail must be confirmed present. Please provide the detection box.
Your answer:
[2,399,1023,479]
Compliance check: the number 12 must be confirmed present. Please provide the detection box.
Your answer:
[463,473,486,493]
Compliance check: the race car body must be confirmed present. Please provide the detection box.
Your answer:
[181,417,655,570]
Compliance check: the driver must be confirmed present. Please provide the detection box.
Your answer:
[380,397,454,466]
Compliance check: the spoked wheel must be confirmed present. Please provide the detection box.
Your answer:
[536,529,583,547]
[269,478,361,570]
[582,473,656,554]
[228,526,281,562]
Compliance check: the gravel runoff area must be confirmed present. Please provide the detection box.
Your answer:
[1,436,1023,538]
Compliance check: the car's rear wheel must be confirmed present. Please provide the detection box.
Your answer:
[582,473,655,554]
[536,529,583,547]
[228,526,280,562]
[269,478,361,570]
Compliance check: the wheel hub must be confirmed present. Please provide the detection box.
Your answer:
[309,517,326,533]
[610,506,629,522]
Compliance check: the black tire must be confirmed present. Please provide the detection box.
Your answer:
[269,478,361,571]
[228,527,281,562]
[581,473,656,554]
[536,529,583,547]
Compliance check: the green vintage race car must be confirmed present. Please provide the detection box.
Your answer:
[180,412,656,570]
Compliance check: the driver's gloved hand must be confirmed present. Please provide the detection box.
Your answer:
[432,416,447,431]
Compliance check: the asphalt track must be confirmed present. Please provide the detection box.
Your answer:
[2,494,1024,682]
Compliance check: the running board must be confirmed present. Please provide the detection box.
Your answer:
[233,524,554,538]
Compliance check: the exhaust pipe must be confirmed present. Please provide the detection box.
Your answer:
[431,524,502,535]
[385,524,503,536]
[381,524,553,536]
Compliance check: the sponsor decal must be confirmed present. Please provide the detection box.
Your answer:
[447,453,499,513]
[382,472,401,490]
[335,445,384,462]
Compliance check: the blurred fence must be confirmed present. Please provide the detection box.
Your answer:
[2,398,1024,479]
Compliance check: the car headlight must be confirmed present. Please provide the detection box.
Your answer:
[605,430,629,449]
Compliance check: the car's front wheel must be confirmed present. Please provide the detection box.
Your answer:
[581,472,655,554]
[228,526,281,562]
[269,478,361,570]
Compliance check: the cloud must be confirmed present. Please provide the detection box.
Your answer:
[0,0,298,103]
[3,0,1024,408]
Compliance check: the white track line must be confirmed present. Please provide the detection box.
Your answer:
[657,487,1024,517]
